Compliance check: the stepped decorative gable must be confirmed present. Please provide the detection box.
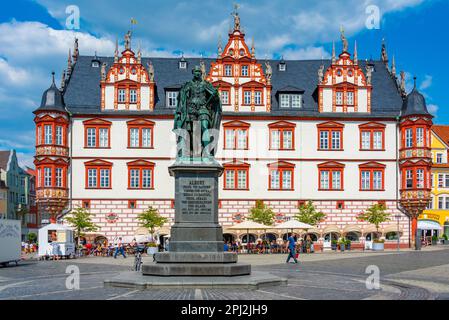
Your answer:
[318,27,372,113]
[101,31,155,111]
[206,6,271,112]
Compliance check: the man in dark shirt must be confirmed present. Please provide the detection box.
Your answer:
[286,233,298,264]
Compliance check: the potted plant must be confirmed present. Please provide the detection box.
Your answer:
[442,234,449,245]
[146,242,158,255]
[345,239,351,251]
[331,239,338,251]
[338,238,345,252]
[357,204,390,251]
[432,235,439,245]
[373,239,385,251]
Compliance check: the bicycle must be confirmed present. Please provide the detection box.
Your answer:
[133,245,145,271]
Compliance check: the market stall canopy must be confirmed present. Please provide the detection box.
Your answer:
[418,220,443,231]
[228,221,270,230]
[272,220,314,230]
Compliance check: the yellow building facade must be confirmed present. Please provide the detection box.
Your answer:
[421,125,449,236]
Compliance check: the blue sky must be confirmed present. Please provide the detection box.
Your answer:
[0,0,447,167]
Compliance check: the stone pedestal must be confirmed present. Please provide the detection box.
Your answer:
[142,161,251,276]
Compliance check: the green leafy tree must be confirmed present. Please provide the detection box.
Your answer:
[357,203,390,238]
[294,201,326,226]
[247,200,275,226]
[64,207,99,249]
[137,206,168,243]
[27,232,37,243]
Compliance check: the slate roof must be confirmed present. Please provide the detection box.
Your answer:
[34,77,67,114]
[63,55,404,118]
[401,86,431,117]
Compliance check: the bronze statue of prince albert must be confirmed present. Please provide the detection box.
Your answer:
[173,66,222,161]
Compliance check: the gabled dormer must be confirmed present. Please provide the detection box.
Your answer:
[318,31,372,113]
[206,6,271,112]
[101,31,155,111]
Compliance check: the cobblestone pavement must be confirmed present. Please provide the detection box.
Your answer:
[1,247,448,300]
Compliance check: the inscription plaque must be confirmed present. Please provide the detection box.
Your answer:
[180,180,213,215]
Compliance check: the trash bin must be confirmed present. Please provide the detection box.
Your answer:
[415,228,421,250]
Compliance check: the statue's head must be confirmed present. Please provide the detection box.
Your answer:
[192,66,202,80]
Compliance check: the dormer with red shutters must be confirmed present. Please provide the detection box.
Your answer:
[206,6,271,113]
[101,31,155,111]
[318,29,371,113]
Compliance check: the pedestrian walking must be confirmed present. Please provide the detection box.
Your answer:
[114,237,127,259]
[286,233,298,264]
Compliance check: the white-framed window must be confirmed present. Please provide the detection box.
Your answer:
[373,171,382,190]
[320,131,329,149]
[166,91,178,108]
[373,131,382,150]
[55,168,62,188]
[406,170,413,189]
[130,128,139,147]
[416,127,424,147]
[361,131,370,149]
[438,174,444,188]
[88,169,97,188]
[427,197,433,209]
[282,170,292,189]
[254,91,262,105]
[437,153,443,164]
[221,91,229,105]
[243,91,251,105]
[361,171,370,190]
[438,196,449,209]
[417,169,424,188]
[142,169,152,188]
[44,125,52,144]
[237,129,247,149]
[336,91,343,105]
[241,65,249,76]
[87,128,96,147]
[320,171,329,190]
[225,169,235,189]
[270,170,280,189]
[405,128,413,148]
[130,89,137,103]
[179,61,187,69]
[283,130,293,150]
[44,167,52,187]
[37,126,42,145]
[280,94,290,108]
[237,170,247,189]
[130,169,139,188]
[56,126,63,145]
[99,128,109,148]
[224,65,232,76]
[331,131,341,150]
[142,128,152,147]
[271,130,280,150]
[100,169,110,188]
[118,89,126,103]
[279,63,286,72]
[332,171,341,189]
[279,94,301,108]
[347,91,354,105]
[225,129,235,149]
[291,95,301,108]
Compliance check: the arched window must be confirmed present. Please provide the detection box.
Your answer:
[345,232,360,242]
[385,232,399,241]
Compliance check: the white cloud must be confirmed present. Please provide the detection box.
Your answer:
[0,58,30,86]
[282,46,331,60]
[419,75,432,90]
[427,104,438,116]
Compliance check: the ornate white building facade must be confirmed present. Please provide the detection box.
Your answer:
[34,14,433,249]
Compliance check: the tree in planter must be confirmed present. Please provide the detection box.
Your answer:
[357,203,390,241]
[247,200,275,226]
[293,201,326,227]
[137,206,168,245]
[64,207,99,251]
[27,232,37,243]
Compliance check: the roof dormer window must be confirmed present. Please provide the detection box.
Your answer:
[91,61,100,68]
[179,56,187,69]
[278,58,286,72]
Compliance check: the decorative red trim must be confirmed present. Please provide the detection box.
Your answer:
[127,160,155,189]
[127,119,155,148]
[84,160,113,189]
[267,161,295,191]
[83,119,112,148]
[317,122,344,151]
[359,162,386,191]
[318,162,345,191]
[223,121,250,150]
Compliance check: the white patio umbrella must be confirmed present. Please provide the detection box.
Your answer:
[272,220,315,243]
[228,221,270,252]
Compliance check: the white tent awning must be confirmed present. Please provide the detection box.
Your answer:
[418,220,443,231]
